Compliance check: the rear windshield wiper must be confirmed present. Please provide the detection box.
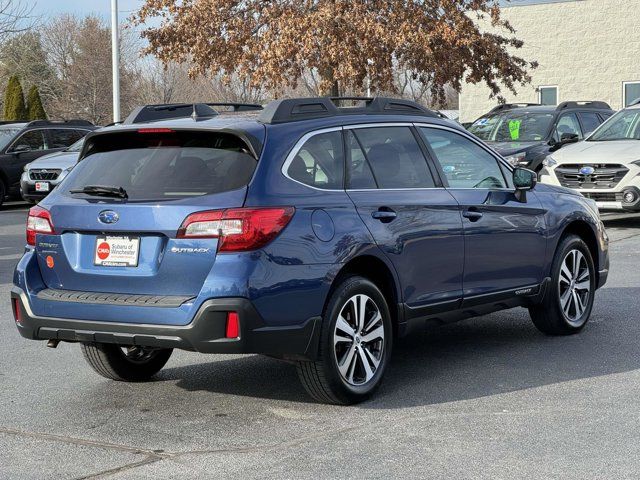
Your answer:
[69,185,128,199]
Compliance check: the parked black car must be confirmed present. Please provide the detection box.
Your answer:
[0,120,97,207]
[467,101,614,171]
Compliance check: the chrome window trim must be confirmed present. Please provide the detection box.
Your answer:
[280,126,344,192]
[280,121,517,193]
[343,122,415,130]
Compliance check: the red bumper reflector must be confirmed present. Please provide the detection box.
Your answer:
[11,298,22,324]
[225,312,239,339]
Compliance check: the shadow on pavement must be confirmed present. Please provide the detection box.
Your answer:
[0,201,30,212]
[601,214,640,230]
[160,286,639,408]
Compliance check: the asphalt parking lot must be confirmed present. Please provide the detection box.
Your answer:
[2,201,640,479]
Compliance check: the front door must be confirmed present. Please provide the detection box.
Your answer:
[345,126,464,314]
[419,126,547,299]
[5,129,50,189]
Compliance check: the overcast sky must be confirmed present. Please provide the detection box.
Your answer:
[30,0,145,20]
[31,0,572,18]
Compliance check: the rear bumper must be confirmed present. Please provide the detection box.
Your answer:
[11,288,320,359]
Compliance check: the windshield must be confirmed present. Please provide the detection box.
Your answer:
[64,130,257,201]
[588,109,640,141]
[468,112,554,142]
[0,127,22,150]
[65,138,85,152]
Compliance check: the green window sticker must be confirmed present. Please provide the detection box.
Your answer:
[508,120,521,140]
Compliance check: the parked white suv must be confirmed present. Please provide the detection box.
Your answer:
[539,100,640,211]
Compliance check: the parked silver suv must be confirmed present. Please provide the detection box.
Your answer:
[20,138,84,203]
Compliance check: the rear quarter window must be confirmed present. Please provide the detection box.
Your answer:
[65,130,257,201]
[287,130,344,189]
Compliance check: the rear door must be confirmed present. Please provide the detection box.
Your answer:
[419,126,547,299]
[47,128,89,149]
[36,129,259,297]
[345,125,464,314]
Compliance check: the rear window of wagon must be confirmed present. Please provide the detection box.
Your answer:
[65,130,257,201]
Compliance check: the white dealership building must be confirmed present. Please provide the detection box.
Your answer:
[459,0,640,122]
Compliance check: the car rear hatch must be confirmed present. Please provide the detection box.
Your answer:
[33,127,261,297]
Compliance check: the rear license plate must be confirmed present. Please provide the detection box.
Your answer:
[94,236,140,267]
[35,182,50,192]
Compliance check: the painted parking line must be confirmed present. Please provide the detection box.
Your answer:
[0,253,23,260]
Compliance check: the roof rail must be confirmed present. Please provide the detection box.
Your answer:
[487,103,541,114]
[205,102,263,112]
[123,103,218,124]
[556,101,612,111]
[26,119,94,127]
[258,96,438,124]
[0,120,27,125]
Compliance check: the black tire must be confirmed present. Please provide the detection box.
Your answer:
[80,343,173,381]
[529,234,596,335]
[0,180,5,208]
[296,276,393,405]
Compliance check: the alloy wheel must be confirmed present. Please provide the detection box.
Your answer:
[558,249,591,325]
[333,294,385,386]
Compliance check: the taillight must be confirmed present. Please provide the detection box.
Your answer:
[225,312,240,338]
[26,205,54,246]
[11,298,22,324]
[177,207,294,252]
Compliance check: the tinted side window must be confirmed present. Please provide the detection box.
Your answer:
[49,129,87,148]
[577,112,602,136]
[13,130,46,151]
[352,127,435,189]
[554,113,582,141]
[287,131,344,189]
[346,130,377,189]
[420,128,506,189]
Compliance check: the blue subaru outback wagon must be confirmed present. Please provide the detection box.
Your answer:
[11,97,609,404]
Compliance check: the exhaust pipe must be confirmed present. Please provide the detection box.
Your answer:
[46,339,60,349]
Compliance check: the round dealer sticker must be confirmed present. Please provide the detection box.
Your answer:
[97,242,111,260]
[46,255,54,268]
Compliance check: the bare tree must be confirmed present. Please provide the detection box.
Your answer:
[0,1,35,42]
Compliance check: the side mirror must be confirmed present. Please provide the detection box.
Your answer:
[11,144,31,154]
[560,132,579,144]
[513,167,537,203]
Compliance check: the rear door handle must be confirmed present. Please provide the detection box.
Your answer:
[372,208,397,222]
[462,209,483,222]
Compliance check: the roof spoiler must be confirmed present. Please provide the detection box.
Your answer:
[123,103,218,124]
[123,102,265,124]
[258,96,439,124]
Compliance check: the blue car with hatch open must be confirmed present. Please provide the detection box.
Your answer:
[11,97,609,404]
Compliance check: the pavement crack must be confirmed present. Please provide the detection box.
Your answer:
[74,456,164,480]
[0,426,167,458]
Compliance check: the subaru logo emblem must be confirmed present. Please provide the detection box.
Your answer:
[579,166,595,175]
[98,210,119,224]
